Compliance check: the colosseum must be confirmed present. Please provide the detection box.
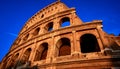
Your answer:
[0,1,120,69]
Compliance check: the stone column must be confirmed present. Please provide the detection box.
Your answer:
[71,31,80,58]
[46,38,53,64]
[96,25,108,51]
[29,41,37,62]
[28,32,33,40]
[70,11,83,26]
[53,18,60,30]
[41,25,47,34]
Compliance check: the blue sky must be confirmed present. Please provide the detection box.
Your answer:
[0,0,120,61]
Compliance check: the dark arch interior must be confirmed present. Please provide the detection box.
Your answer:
[41,14,44,18]
[61,17,70,27]
[23,34,29,41]
[3,58,11,69]
[80,34,100,53]
[48,22,53,31]
[59,38,71,56]
[40,43,48,60]
[33,28,40,36]
[14,53,19,59]
[26,48,32,52]
[23,48,31,63]
[10,53,19,67]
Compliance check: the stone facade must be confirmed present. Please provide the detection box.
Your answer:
[0,1,120,69]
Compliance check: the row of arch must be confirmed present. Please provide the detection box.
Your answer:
[2,53,20,69]
[3,34,101,68]
[30,34,100,60]
[16,17,70,45]
[8,34,100,65]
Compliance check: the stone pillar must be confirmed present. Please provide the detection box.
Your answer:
[46,38,53,64]
[18,48,26,63]
[29,41,37,62]
[53,18,60,30]
[71,31,80,58]
[28,32,33,39]
[41,25,47,34]
[70,12,83,25]
[51,36,59,62]
[96,25,108,51]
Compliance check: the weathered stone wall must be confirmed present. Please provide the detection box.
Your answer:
[0,1,120,69]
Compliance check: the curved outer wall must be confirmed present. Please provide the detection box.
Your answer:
[0,1,120,69]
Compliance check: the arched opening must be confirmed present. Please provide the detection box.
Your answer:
[60,17,70,27]
[33,27,40,36]
[7,53,19,68]
[22,48,31,63]
[46,22,53,31]
[23,34,29,41]
[34,43,48,61]
[2,58,10,69]
[14,53,19,59]
[40,43,48,60]
[80,34,100,53]
[6,59,13,69]
[57,38,71,56]
[16,38,21,45]
[13,53,19,63]
[41,14,44,18]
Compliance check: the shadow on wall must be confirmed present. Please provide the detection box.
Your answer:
[6,60,38,69]
[79,33,120,68]
[104,36,120,68]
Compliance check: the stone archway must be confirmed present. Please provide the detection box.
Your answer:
[22,48,31,63]
[34,42,48,61]
[60,17,70,27]
[40,43,48,60]
[33,27,40,36]
[56,38,71,56]
[80,34,100,53]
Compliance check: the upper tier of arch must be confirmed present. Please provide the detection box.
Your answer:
[22,1,70,30]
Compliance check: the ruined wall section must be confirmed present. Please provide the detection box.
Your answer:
[20,1,69,34]
[1,1,120,69]
[9,1,83,52]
